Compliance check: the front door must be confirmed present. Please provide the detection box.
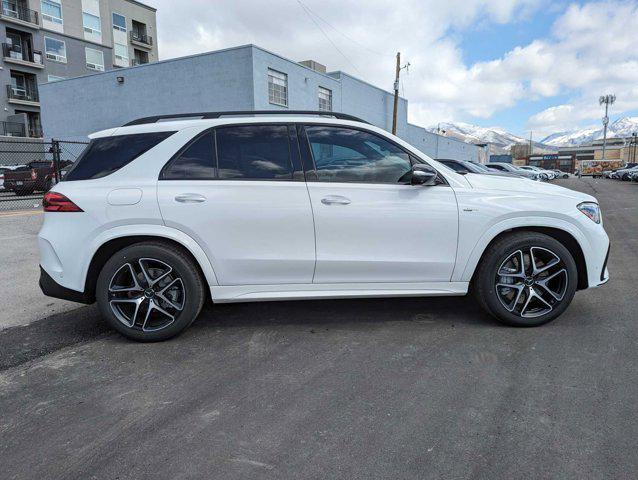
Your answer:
[302,125,459,284]
[158,124,315,286]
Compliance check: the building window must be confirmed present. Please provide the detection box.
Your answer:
[114,43,128,63]
[47,75,65,82]
[112,12,126,32]
[318,87,332,111]
[82,12,101,35]
[85,47,104,71]
[44,37,66,63]
[41,0,63,25]
[268,69,288,107]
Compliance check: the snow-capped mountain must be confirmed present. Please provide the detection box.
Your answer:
[427,122,549,151]
[541,117,638,147]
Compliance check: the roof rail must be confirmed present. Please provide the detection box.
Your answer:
[122,110,370,127]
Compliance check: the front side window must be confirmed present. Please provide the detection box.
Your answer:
[41,0,63,24]
[65,132,175,181]
[318,87,332,111]
[44,37,66,62]
[85,47,104,71]
[112,12,126,31]
[267,69,288,107]
[305,126,412,184]
[216,125,292,180]
[162,132,216,180]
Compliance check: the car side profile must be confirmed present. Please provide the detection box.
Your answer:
[39,111,610,341]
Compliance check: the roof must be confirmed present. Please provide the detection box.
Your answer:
[90,115,376,139]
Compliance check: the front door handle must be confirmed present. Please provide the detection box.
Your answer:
[321,195,351,206]
[175,193,206,203]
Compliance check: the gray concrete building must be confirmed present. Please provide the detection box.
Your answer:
[1,0,157,137]
[40,44,484,162]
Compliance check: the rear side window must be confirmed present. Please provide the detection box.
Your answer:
[216,125,292,180]
[64,131,175,181]
[161,131,216,180]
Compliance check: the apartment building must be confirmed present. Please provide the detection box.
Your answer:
[0,0,157,137]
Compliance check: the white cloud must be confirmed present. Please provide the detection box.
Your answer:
[144,0,638,135]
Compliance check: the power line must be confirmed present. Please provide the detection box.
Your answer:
[296,0,363,76]
[296,0,394,59]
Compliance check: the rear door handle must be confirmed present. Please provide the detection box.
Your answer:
[321,195,351,206]
[175,193,206,203]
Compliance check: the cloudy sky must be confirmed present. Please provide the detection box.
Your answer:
[143,0,638,138]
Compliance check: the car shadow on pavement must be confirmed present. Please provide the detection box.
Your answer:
[190,295,492,333]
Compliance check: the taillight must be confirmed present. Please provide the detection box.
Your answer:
[31,169,37,180]
[43,192,83,212]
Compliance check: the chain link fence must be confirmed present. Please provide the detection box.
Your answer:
[0,138,88,212]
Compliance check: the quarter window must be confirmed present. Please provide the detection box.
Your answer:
[65,132,176,181]
[162,132,216,180]
[305,126,412,184]
[216,125,292,180]
[318,87,332,111]
[267,69,288,107]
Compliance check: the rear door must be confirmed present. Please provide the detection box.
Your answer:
[301,125,459,284]
[157,124,316,286]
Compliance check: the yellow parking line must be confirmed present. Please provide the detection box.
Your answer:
[0,210,43,218]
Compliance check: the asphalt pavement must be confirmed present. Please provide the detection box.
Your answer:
[1,177,637,479]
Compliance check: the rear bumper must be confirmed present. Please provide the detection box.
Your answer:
[4,180,38,190]
[39,266,94,304]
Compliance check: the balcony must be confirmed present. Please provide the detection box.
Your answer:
[130,30,152,48]
[2,43,44,68]
[6,84,39,106]
[0,120,26,137]
[0,2,39,28]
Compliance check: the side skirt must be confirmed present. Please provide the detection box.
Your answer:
[211,282,469,304]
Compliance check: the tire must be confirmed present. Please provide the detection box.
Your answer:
[473,232,578,327]
[96,241,206,341]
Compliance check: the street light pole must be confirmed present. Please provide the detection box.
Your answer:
[599,94,616,161]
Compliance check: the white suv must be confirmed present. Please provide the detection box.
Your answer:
[38,111,610,341]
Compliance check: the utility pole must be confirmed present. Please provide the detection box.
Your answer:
[391,52,410,135]
[529,131,533,157]
[599,94,616,161]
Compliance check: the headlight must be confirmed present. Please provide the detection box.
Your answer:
[577,202,601,224]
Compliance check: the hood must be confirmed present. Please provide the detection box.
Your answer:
[462,173,596,202]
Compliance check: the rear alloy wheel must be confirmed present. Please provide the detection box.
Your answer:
[96,242,206,341]
[474,232,578,327]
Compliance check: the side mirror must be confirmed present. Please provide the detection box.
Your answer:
[411,164,438,186]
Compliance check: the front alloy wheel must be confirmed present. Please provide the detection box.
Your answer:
[495,247,568,318]
[474,232,578,327]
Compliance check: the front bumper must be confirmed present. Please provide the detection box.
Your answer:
[39,266,94,304]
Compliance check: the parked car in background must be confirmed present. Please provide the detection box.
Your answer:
[39,111,609,341]
[485,162,541,180]
[2,160,72,195]
[518,165,556,180]
[0,165,26,191]
[553,170,570,179]
[614,165,638,181]
[437,159,520,178]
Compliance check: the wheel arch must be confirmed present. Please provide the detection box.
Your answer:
[467,226,588,290]
[83,229,218,303]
